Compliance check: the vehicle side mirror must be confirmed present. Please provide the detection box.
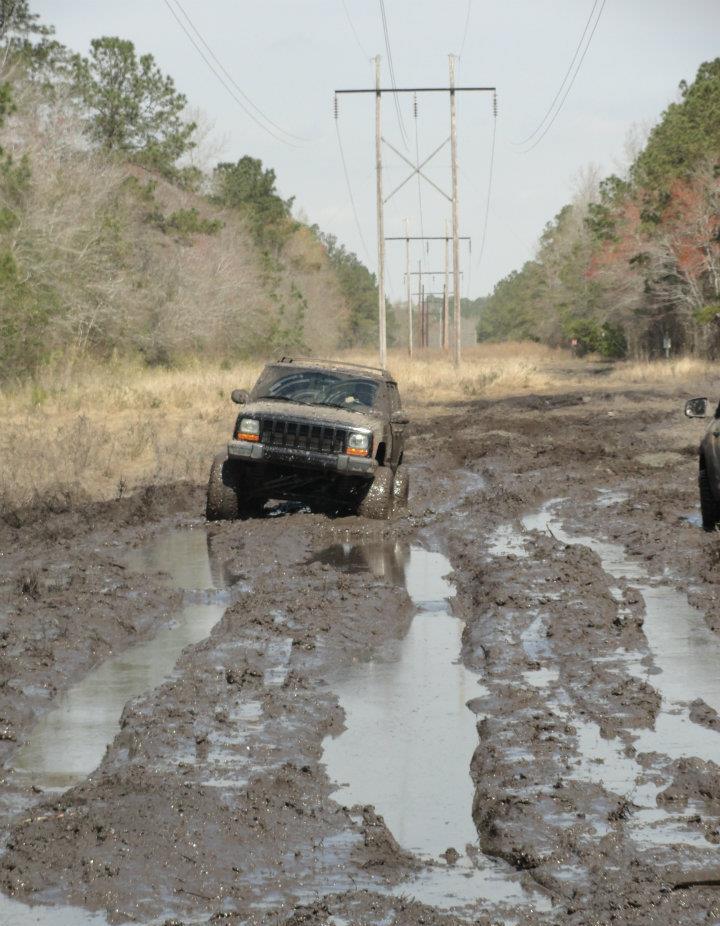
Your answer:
[231,389,249,405]
[684,397,709,418]
[390,411,409,426]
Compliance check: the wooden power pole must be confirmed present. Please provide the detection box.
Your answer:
[443,219,450,351]
[374,57,387,369]
[388,233,471,354]
[336,68,494,367]
[404,218,412,357]
[449,56,461,367]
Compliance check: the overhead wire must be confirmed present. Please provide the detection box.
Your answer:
[458,0,473,60]
[476,92,497,269]
[340,0,371,61]
[170,0,309,142]
[378,0,409,148]
[334,110,373,264]
[162,0,301,148]
[413,95,427,254]
[516,0,606,150]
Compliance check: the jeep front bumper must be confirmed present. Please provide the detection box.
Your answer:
[227,439,378,476]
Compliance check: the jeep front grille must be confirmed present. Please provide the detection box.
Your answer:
[258,416,348,454]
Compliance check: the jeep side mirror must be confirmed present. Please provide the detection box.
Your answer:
[390,411,409,426]
[231,389,249,405]
[684,397,708,418]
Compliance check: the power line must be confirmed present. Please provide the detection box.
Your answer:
[476,94,497,269]
[171,0,308,142]
[340,0,371,60]
[378,0,409,148]
[334,115,373,263]
[516,0,605,150]
[413,95,427,255]
[458,0,473,60]
[522,0,606,153]
[162,0,301,148]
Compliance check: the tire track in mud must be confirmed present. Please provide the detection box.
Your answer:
[430,390,720,925]
[0,466,549,925]
[1,387,720,925]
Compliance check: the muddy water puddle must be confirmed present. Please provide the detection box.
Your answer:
[322,542,550,914]
[490,495,720,851]
[0,895,110,926]
[11,528,231,791]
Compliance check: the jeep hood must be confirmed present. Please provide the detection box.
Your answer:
[244,400,382,431]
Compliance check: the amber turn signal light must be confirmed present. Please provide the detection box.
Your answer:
[237,432,260,442]
[346,446,369,457]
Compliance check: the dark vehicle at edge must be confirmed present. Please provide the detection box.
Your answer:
[685,395,720,530]
[206,357,410,521]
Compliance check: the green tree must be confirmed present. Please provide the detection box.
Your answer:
[212,156,294,252]
[313,230,382,347]
[477,262,544,342]
[72,37,195,175]
[0,1,70,84]
[632,58,720,192]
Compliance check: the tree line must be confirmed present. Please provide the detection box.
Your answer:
[0,1,380,378]
[479,58,720,359]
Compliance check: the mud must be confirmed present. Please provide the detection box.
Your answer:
[2,375,720,924]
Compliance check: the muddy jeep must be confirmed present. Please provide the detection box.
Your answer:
[685,395,720,530]
[206,358,409,521]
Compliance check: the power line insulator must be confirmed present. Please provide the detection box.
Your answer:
[413,92,418,119]
[493,91,498,118]
[334,93,339,120]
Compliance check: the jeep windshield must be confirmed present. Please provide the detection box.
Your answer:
[252,367,380,411]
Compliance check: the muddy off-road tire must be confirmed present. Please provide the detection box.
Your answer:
[206,454,240,521]
[392,465,410,510]
[357,467,394,520]
[207,455,266,521]
[699,467,720,532]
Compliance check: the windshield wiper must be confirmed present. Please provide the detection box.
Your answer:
[255,394,312,405]
[315,401,367,412]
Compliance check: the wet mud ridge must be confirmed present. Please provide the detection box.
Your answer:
[1,384,720,924]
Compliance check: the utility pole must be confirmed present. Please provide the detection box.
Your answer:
[443,219,450,351]
[388,234,471,354]
[421,285,427,349]
[417,262,423,349]
[404,218,412,357]
[449,55,461,367]
[375,57,387,370]
[336,71,494,366]
[407,268,464,349]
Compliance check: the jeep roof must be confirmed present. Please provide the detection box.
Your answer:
[275,356,396,383]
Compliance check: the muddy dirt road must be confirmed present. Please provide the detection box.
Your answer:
[2,378,720,925]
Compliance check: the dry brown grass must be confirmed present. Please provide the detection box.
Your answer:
[0,360,265,512]
[2,344,716,512]
[606,357,718,385]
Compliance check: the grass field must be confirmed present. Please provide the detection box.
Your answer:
[1,345,717,513]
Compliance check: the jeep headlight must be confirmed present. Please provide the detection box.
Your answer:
[237,417,260,442]
[346,430,371,457]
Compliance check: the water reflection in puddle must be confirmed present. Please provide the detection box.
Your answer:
[11,528,229,791]
[323,548,478,857]
[0,896,110,926]
[490,493,720,852]
[524,499,720,747]
[322,543,549,914]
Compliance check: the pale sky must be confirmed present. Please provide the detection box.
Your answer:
[34,1,720,301]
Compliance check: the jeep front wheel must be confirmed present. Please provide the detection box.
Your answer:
[357,467,394,520]
[392,465,409,510]
[206,453,240,521]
